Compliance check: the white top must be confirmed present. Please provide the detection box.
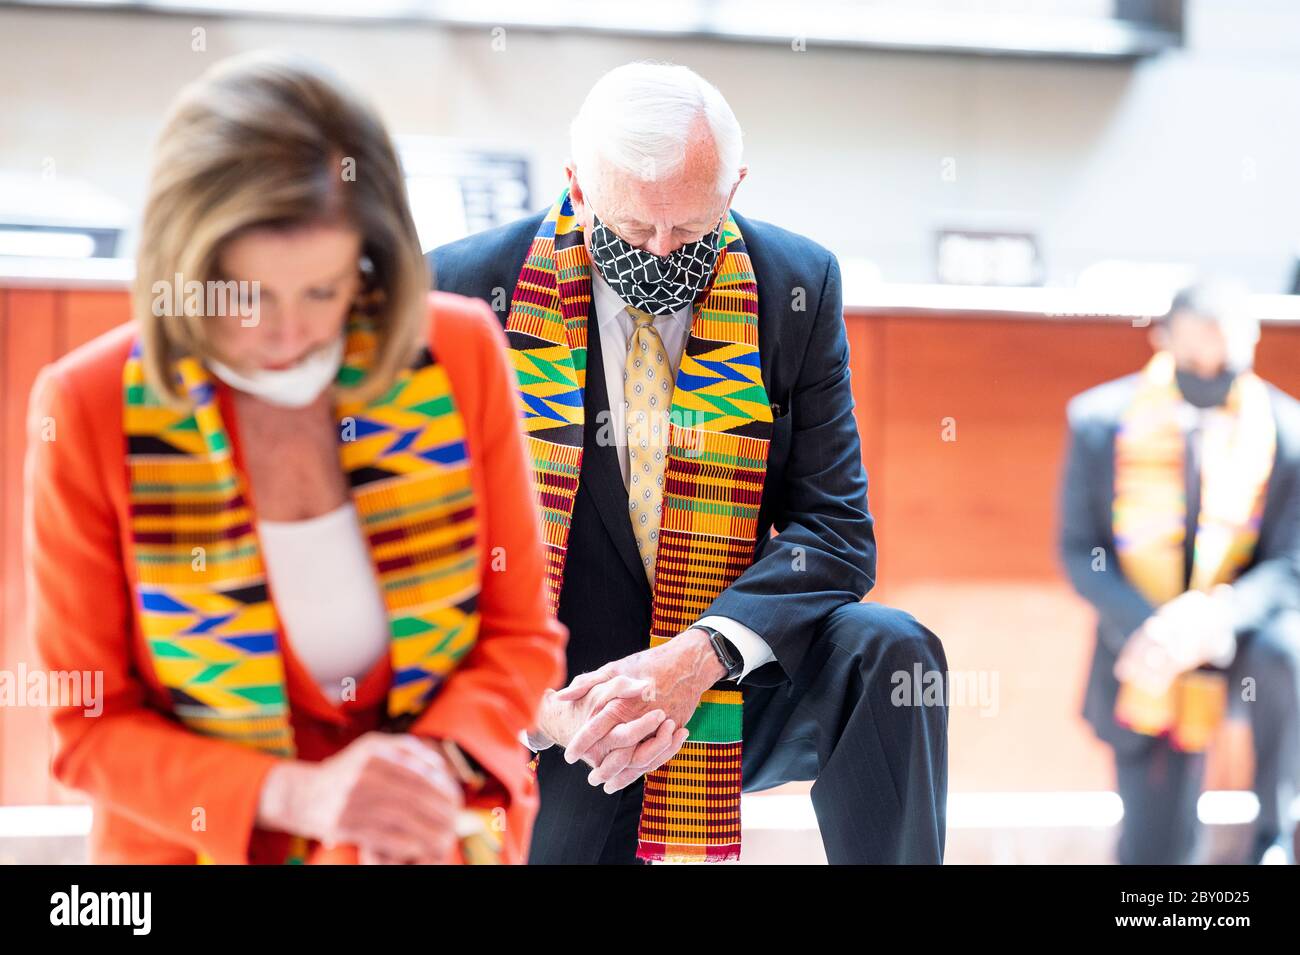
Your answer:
[258,502,389,703]
[589,270,776,681]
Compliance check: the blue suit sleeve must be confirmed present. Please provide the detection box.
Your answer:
[1057,407,1155,653]
[704,253,876,682]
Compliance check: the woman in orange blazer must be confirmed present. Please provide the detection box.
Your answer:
[23,52,565,864]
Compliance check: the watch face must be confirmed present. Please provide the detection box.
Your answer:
[710,631,742,678]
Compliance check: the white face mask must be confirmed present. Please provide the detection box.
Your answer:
[206,337,345,408]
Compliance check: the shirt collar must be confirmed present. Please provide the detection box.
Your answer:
[590,266,692,334]
[590,267,629,335]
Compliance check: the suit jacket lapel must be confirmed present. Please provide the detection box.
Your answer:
[580,301,652,594]
[735,211,780,411]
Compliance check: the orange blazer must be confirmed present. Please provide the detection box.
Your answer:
[23,291,566,864]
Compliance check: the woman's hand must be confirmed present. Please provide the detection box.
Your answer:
[257,731,464,864]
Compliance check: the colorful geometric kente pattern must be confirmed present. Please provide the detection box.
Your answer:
[122,314,481,862]
[505,191,773,861]
[1112,350,1275,750]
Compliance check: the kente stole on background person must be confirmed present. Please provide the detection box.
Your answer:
[1112,350,1275,751]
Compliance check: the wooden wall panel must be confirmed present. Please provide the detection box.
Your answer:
[63,290,131,352]
[845,314,886,521]
[1254,323,1300,390]
[1,289,61,806]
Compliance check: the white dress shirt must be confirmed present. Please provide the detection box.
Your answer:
[591,270,776,681]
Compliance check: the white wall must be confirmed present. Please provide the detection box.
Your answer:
[2,0,1299,289]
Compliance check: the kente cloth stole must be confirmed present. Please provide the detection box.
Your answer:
[505,191,773,862]
[1112,350,1276,750]
[123,315,487,863]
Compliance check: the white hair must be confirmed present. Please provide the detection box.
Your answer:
[569,61,743,202]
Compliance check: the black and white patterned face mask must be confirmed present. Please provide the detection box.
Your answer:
[588,213,723,316]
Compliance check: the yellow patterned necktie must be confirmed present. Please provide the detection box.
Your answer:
[624,307,674,584]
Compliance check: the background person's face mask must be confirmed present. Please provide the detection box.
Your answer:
[588,213,723,316]
[1175,367,1237,409]
[207,336,345,408]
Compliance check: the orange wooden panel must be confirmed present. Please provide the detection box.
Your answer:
[1254,324,1300,392]
[873,316,1151,582]
[62,290,131,352]
[845,316,885,519]
[1,289,61,806]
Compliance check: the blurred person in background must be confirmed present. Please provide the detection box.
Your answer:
[432,61,948,865]
[1060,281,1300,864]
[24,51,565,864]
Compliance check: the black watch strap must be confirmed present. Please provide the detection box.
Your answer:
[698,625,744,681]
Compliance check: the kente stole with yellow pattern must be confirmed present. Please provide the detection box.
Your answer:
[123,315,488,863]
[506,190,772,862]
[1112,350,1276,750]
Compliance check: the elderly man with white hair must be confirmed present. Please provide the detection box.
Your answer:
[432,61,948,864]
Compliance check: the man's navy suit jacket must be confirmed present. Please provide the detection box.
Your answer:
[1059,372,1300,752]
[430,210,876,689]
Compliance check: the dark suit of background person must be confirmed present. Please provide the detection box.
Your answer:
[431,210,949,864]
[1059,373,1300,864]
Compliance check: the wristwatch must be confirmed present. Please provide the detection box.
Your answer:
[697,624,744,681]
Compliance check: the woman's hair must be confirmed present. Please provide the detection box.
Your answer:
[134,50,428,407]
